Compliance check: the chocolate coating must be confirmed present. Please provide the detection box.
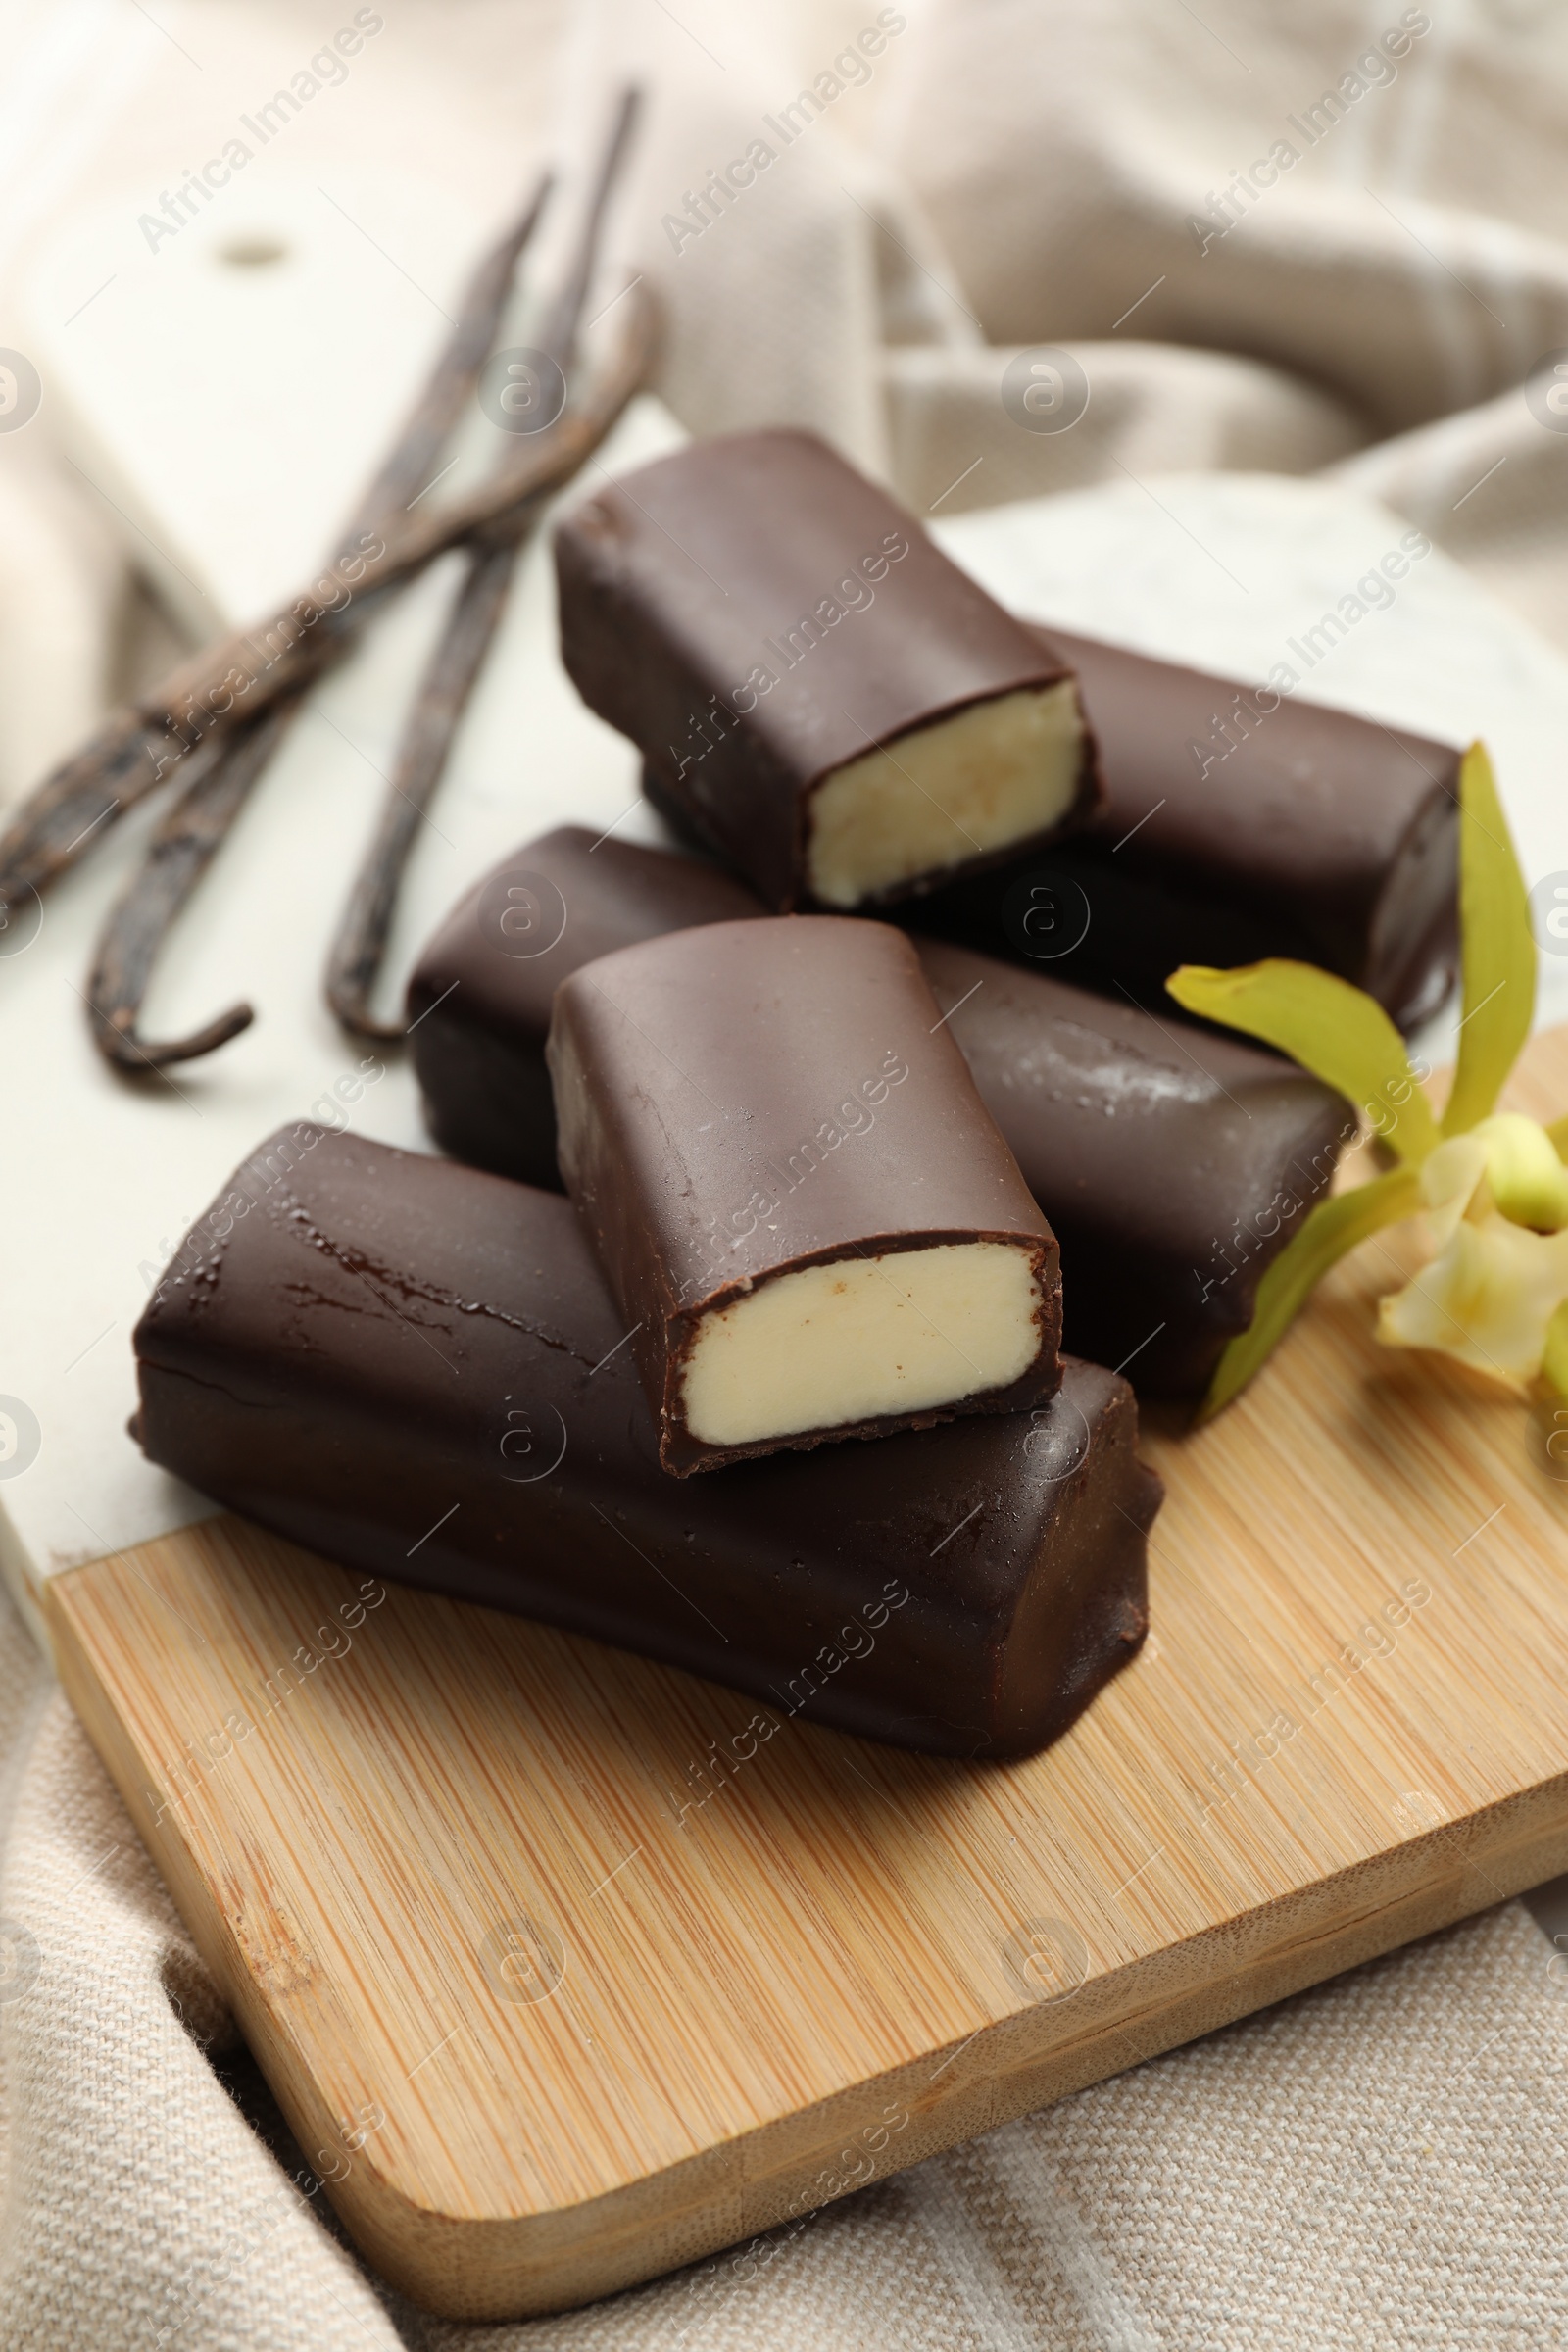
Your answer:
[132,1128,1157,1759]
[915,940,1352,1397]
[918,625,1460,1033]
[410,833,1351,1396]
[546,915,1062,1473]
[554,429,1099,909]
[407,826,759,1189]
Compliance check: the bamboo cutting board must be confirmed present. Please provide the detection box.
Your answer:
[40,1028,1568,2323]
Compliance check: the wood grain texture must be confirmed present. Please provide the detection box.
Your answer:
[42,1026,1568,2322]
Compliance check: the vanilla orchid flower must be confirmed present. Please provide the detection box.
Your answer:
[1377,1116,1568,1392]
[1163,743,1568,1426]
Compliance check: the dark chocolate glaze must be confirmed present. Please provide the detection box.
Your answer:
[553,428,1100,909]
[132,1128,1157,1759]
[915,940,1352,1397]
[546,915,1062,1473]
[916,624,1460,1033]
[409,831,1351,1397]
[407,826,759,1189]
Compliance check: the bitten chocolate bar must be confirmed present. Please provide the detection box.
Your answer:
[920,624,1461,1032]
[132,1129,1158,1758]
[407,825,759,1189]
[409,833,1350,1397]
[546,915,1062,1473]
[553,429,1100,911]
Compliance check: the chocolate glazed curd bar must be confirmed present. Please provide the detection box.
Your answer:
[407,830,1350,1397]
[920,623,1461,1033]
[553,428,1101,910]
[132,1129,1159,1759]
[545,915,1062,1474]
[407,825,759,1190]
[914,940,1351,1396]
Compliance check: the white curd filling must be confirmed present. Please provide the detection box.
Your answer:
[680,1241,1043,1446]
[806,680,1083,908]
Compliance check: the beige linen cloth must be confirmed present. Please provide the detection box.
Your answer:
[8,2,1568,2343]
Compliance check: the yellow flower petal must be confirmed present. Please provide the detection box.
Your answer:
[1441,743,1536,1138]
[1544,1298,1568,1401]
[1166,958,1436,1164]
[1419,1133,1490,1247]
[1468,1112,1568,1232]
[1377,1213,1568,1391]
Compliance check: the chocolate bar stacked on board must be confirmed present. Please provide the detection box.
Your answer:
[136,430,1462,1758]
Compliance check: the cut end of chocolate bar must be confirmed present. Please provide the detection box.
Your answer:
[678,1239,1046,1447]
[807,679,1086,908]
[547,913,1063,1473]
[988,622,1462,1032]
[554,430,1101,912]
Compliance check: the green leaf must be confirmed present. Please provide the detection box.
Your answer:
[1166,959,1439,1165]
[1442,741,1535,1137]
[1543,1298,1568,1401]
[1198,1165,1422,1420]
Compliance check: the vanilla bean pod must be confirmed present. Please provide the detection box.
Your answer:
[76,176,560,1070]
[326,88,643,1039]
[0,205,654,917]
[0,315,651,911]
[337,172,556,541]
[325,545,519,1039]
[86,698,304,1068]
[81,286,655,1070]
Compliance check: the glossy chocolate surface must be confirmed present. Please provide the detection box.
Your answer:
[411,834,1350,1396]
[132,1128,1157,1759]
[546,915,1062,1472]
[553,429,1098,908]
[918,624,1460,1032]
[407,825,760,1188]
[915,939,1352,1397]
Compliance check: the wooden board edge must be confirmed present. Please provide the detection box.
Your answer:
[45,1553,1568,2321]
